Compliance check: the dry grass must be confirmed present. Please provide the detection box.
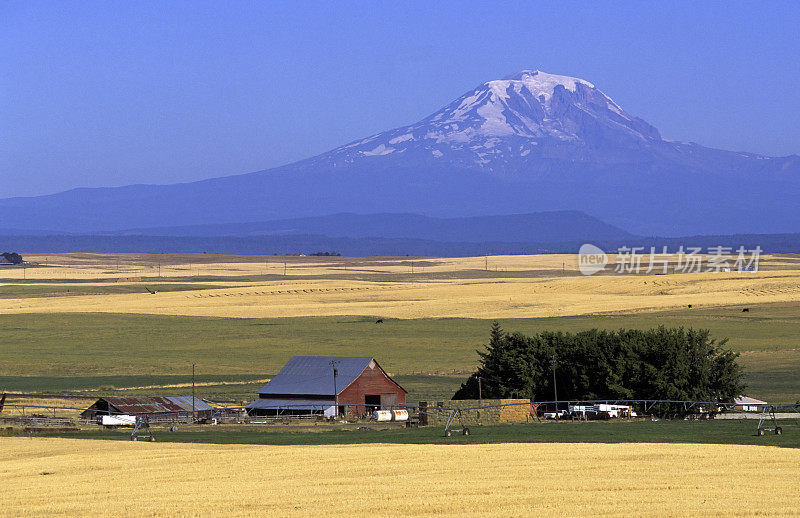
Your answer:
[2,438,799,516]
[5,252,580,279]
[1,253,798,319]
[8,251,800,280]
[2,271,799,319]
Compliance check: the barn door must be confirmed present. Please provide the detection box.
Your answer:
[364,395,381,413]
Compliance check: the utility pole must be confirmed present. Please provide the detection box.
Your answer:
[192,363,196,422]
[330,360,339,418]
[283,261,287,276]
[478,376,482,401]
[551,353,558,407]
[485,256,488,271]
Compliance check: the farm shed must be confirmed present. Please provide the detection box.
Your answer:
[733,396,769,412]
[80,396,213,420]
[246,356,406,417]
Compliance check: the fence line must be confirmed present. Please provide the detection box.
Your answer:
[3,400,798,424]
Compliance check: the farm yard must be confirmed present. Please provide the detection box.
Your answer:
[2,252,800,516]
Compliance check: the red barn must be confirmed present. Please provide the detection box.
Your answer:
[246,356,406,417]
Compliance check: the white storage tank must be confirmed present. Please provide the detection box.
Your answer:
[391,409,409,421]
[372,410,392,422]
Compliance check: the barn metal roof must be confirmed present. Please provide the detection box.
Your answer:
[257,356,380,396]
[246,398,335,410]
[95,396,213,415]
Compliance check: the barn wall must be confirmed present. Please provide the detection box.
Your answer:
[338,363,406,416]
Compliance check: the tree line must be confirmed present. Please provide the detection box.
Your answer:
[1,252,23,264]
[454,323,745,404]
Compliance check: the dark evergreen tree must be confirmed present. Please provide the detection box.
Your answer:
[453,324,745,408]
[1,252,23,264]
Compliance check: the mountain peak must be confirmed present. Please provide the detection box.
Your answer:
[419,68,651,144]
[330,69,663,166]
[499,69,595,97]
[502,69,541,79]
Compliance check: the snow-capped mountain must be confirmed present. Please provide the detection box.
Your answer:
[320,69,794,177]
[331,70,661,168]
[1,70,798,236]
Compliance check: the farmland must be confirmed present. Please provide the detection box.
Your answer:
[1,253,799,518]
[0,307,799,402]
[2,437,800,516]
[1,253,799,320]
[1,222,798,515]
[0,253,799,402]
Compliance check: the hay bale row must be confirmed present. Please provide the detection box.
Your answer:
[418,399,530,426]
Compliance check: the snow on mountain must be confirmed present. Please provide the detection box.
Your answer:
[329,70,662,169]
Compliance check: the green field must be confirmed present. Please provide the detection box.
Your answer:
[7,419,800,449]
[1,302,798,402]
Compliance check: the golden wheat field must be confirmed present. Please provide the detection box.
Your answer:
[1,253,799,319]
[1,438,799,517]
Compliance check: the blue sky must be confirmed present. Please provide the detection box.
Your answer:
[2,2,799,198]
